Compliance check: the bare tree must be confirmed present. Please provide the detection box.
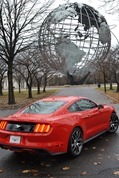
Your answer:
[109,46,119,92]
[14,49,41,98]
[0,60,7,95]
[0,0,54,104]
[42,65,56,92]
[34,73,43,94]
[33,57,44,95]
[91,53,110,92]
[13,65,25,93]
[101,0,119,13]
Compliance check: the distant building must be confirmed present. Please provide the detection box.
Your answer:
[2,73,26,90]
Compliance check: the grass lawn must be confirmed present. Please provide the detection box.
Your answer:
[0,89,59,110]
[97,86,119,103]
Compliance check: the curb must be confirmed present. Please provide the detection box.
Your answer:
[98,90,118,104]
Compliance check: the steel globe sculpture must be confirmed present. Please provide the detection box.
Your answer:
[39,2,111,78]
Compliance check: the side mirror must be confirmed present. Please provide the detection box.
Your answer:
[97,104,104,109]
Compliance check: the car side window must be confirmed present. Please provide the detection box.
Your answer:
[76,99,97,111]
[68,103,81,112]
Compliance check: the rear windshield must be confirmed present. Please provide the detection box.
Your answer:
[22,100,66,114]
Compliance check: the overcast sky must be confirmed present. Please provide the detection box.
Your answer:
[51,0,119,46]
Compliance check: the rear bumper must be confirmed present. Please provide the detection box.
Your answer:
[0,143,47,153]
[0,130,68,155]
[0,141,66,155]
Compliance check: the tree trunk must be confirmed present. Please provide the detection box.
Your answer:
[109,74,113,90]
[37,81,41,94]
[103,71,106,93]
[8,62,15,104]
[43,75,47,93]
[116,83,119,92]
[27,84,32,98]
[18,80,21,93]
[0,79,3,95]
[110,82,113,90]
[104,83,106,93]
[43,85,46,92]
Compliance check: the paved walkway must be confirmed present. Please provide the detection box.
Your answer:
[55,86,119,115]
[0,108,19,118]
[0,86,119,117]
[55,86,112,103]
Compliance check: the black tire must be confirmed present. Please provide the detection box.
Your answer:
[68,127,83,158]
[108,113,119,133]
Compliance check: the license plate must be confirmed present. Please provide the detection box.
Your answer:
[9,135,21,144]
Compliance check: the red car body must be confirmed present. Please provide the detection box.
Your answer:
[0,96,118,157]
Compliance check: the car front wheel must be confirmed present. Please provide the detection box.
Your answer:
[68,127,83,158]
[109,113,119,133]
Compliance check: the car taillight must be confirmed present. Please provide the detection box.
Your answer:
[34,124,51,133]
[0,121,7,130]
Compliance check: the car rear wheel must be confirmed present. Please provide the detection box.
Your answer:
[109,113,119,133]
[68,127,83,158]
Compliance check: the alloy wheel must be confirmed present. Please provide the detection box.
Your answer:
[109,113,119,133]
[68,127,83,157]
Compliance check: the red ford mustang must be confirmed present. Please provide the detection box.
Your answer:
[0,96,118,157]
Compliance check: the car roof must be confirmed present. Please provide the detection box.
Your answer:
[41,96,87,102]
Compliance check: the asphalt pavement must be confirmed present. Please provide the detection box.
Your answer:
[0,86,119,178]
